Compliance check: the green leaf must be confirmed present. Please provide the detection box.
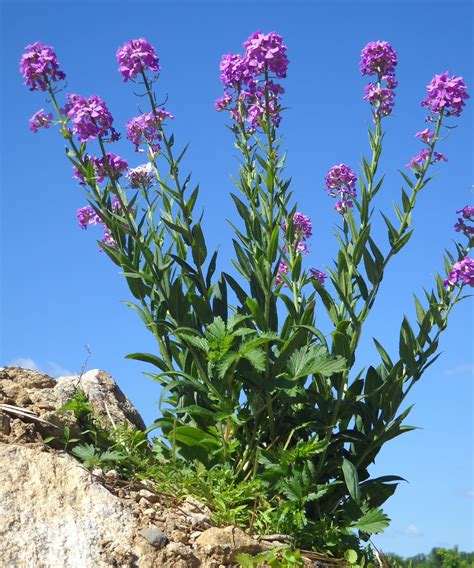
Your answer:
[351,508,390,534]
[342,458,361,504]
[174,426,220,450]
[126,352,169,372]
[191,223,207,266]
[344,549,358,564]
[287,345,346,380]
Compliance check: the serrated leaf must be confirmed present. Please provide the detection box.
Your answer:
[351,508,390,534]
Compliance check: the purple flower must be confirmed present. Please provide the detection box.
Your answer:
[360,41,398,77]
[66,94,118,142]
[29,109,53,133]
[281,212,312,262]
[433,151,448,163]
[335,200,353,213]
[415,128,435,144]
[126,110,173,152]
[74,153,128,185]
[243,31,289,78]
[363,83,396,117]
[287,212,312,239]
[310,269,327,287]
[19,41,65,91]
[219,53,250,87]
[116,38,160,81]
[275,260,289,286]
[214,93,232,111]
[421,72,469,117]
[443,257,474,287]
[96,153,128,181]
[216,31,288,130]
[102,228,117,248]
[457,206,474,219]
[127,163,154,188]
[77,206,101,229]
[406,148,430,170]
[360,42,398,118]
[454,206,474,236]
[325,163,357,212]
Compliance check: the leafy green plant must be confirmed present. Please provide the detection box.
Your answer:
[22,33,472,558]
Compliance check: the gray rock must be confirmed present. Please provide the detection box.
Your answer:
[139,527,169,549]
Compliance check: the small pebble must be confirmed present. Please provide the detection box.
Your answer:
[138,527,168,549]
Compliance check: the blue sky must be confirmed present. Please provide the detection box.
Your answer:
[1,0,472,557]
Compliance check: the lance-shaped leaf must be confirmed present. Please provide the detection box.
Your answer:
[342,458,361,504]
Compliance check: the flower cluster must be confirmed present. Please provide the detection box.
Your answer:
[127,163,155,188]
[74,153,128,185]
[77,205,101,230]
[29,109,53,133]
[19,41,65,91]
[126,110,173,153]
[310,269,327,287]
[276,212,325,287]
[325,163,357,212]
[360,41,398,118]
[116,38,160,82]
[282,212,312,241]
[454,206,474,237]
[443,257,474,287]
[421,72,469,118]
[406,148,447,171]
[216,31,289,131]
[275,260,289,286]
[66,94,119,142]
[77,196,123,248]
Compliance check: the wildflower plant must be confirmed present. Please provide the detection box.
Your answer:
[21,34,471,556]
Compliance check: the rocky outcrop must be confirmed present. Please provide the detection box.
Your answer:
[0,366,145,439]
[0,367,275,567]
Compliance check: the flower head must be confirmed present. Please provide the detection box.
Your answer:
[282,212,312,240]
[216,31,288,131]
[275,260,289,286]
[363,83,396,117]
[74,153,127,185]
[126,110,173,152]
[66,94,118,142]
[243,31,289,78]
[457,206,474,219]
[116,38,160,81]
[325,164,357,197]
[454,206,474,236]
[421,72,469,117]
[20,41,65,91]
[219,53,250,87]
[310,269,327,287]
[325,163,357,213]
[127,163,154,188]
[77,206,101,230]
[29,109,53,133]
[360,41,398,77]
[443,257,474,287]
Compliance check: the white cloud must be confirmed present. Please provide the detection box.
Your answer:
[464,490,474,498]
[44,361,74,378]
[401,524,423,536]
[6,357,74,378]
[443,363,474,377]
[7,357,39,370]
